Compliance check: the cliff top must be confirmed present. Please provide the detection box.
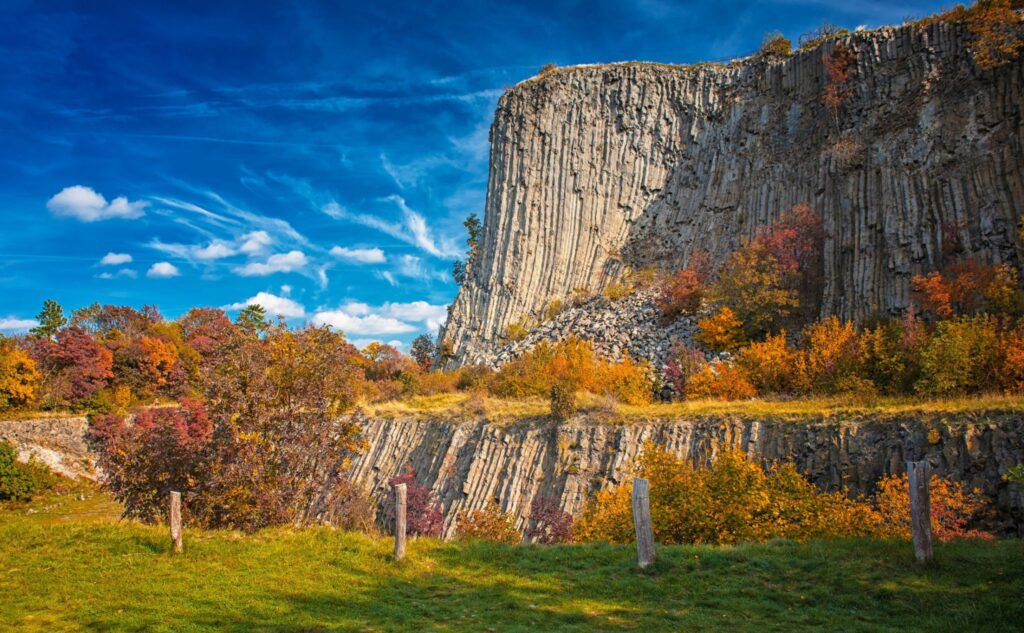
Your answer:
[364,393,1024,425]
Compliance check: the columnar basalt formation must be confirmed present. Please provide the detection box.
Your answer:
[442,21,1024,366]
[348,413,1024,539]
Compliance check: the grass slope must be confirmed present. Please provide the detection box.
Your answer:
[2,491,1022,632]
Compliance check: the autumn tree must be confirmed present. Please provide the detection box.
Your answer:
[91,324,368,530]
[822,42,856,130]
[30,299,67,339]
[911,260,1024,319]
[657,251,711,320]
[0,337,39,409]
[409,335,436,371]
[709,244,799,340]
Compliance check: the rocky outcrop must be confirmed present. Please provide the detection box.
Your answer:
[0,417,96,481]
[442,21,1024,366]
[349,412,1024,538]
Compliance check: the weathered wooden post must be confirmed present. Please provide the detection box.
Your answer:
[632,477,655,569]
[907,460,933,563]
[169,490,183,554]
[393,483,407,561]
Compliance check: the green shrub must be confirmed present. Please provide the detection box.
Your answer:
[916,316,1001,395]
[0,440,56,502]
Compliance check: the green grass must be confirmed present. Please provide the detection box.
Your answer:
[2,490,1022,632]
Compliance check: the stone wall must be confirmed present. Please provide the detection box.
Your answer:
[349,412,1024,538]
[442,21,1024,366]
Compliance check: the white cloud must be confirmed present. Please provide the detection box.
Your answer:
[98,269,138,280]
[380,301,448,331]
[234,250,308,276]
[223,292,306,318]
[312,309,416,336]
[0,317,38,332]
[47,185,147,222]
[351,338,406,351]
[280,284,292,296]
[330,246,386,264]
[147,262,180,278]
[100,252,133,266]
[377,271,398,286]
[193,241,236,260]
[239,230,272,255]
[311,300,447,336]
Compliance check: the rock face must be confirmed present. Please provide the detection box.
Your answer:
[0,417,97,481]
[442,21,1024,366]
[349,413,1024,539]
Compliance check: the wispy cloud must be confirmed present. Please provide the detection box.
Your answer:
[330,246,386,264]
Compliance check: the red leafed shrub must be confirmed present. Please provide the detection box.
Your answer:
[911,260,1024,320]
[525,496,573,544]
[33,326,114,407]
[753,203,826,315]
[657,252,711,320]
[88,398,213,523]
[663,343,707,397]
[387,466,443,537]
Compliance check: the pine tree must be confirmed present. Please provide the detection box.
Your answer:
[30,299,67,339]
[236,304,270,337]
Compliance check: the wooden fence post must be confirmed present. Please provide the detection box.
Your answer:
[169,490,183,554]
[632,477,655,569]
[907,460,933,563]
[393,483,407,562]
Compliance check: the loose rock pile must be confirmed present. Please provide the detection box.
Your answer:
[476,288,708,378]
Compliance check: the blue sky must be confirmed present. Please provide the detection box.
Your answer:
[0,0,950,348]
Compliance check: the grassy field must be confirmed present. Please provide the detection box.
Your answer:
[366,392,1024,423]
[2,489,1022,632]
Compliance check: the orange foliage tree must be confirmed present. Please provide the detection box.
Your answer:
[0,337,39,410]
[874,473,993,541]
[736,332,808,395]
[684,363,756,401]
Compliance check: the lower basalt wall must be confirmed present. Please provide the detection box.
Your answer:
[3,413,1022,538]
[347,413,1024,538]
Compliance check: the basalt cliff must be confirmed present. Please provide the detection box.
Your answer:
[441,21,1024,366]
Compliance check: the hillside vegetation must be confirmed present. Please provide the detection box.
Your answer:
[1,490,1022,632]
